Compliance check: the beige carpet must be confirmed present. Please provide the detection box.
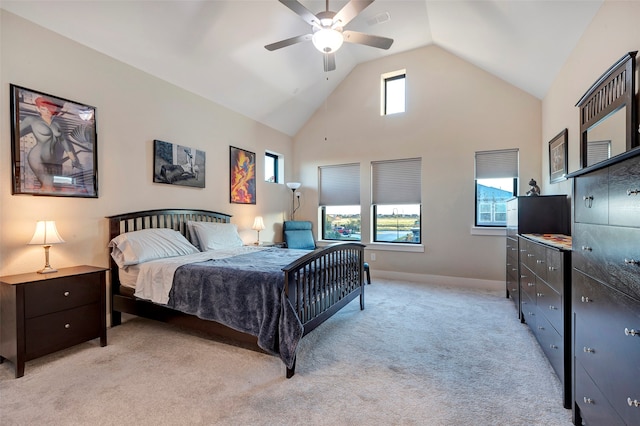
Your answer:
[0,279,573,425]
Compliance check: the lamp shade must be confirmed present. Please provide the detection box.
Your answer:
[312,28,344,53]
[286,182,301,191]
[29,221,65,245]
[252,216,265,231]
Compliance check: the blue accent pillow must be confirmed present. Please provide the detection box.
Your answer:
[283,221,315,250]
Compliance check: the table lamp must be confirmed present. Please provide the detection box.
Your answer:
[29,220,65,274]
[252,216,265,245]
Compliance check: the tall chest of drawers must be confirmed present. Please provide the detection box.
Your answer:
[505,196,570,316]
[569,150,640,425]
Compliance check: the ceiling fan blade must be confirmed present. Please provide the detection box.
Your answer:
[323,52,336,72]
[279,0,319,26]
[333,0,374,27]
[265,34,312,51]
[343,30,393,50]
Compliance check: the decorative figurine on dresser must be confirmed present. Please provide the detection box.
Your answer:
[568,51,640,426]
[505,195,572,408]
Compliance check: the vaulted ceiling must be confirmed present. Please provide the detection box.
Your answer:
[1,0,604,136]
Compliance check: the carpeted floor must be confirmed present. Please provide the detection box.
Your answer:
[0,279,573,425]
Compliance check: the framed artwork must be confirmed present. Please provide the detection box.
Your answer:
[10,84,98,197]
[549,128,568,183]
[153,140,205,188]
[229,146,256,204]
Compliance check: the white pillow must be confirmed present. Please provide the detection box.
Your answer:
[189,221,243,251]
[109,228,199,268]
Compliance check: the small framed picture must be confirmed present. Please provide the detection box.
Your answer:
[10,84,98,197]
[229,146,256,204]
[549,128,568,183]
[153,140,205,188]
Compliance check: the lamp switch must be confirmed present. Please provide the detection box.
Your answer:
[370,253,376,261]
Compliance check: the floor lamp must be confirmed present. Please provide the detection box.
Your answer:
[286,182,301,220]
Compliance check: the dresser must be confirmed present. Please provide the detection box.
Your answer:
[0,265,107,378]
[519,234,572,409]
[569,149,640,425]
[505,196,570,315]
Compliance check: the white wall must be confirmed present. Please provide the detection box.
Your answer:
[0,11,293,276]
[542,0,640,196]
[293,45,542,283]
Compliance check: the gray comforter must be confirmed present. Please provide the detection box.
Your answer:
[167,248,310,369]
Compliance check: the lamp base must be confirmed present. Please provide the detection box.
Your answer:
[37,265,58,274]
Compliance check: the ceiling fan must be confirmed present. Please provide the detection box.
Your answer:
[265,0,394,72]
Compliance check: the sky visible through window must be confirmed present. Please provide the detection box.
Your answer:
[386,76,405,114]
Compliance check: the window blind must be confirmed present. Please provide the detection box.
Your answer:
[372,158,422,205]
[586,140,611,167]
[475,149,519,179]
[319,163,360,206]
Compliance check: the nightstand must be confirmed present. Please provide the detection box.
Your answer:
[0,265,107,378]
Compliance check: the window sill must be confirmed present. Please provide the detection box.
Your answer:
[470,226,506,236]
[317,240,424,252]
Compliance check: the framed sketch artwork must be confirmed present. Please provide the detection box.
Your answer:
[549,128,568,183]
[10,84,98,197]
[229,146,256,204]
[153,140,205,188]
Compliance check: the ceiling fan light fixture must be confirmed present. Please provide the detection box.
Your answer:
[312,28,344,53]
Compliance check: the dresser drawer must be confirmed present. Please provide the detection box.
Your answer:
[520,238,548,281]
[573,223,640,301]
[24,274,101,318]
[536,280,562,334]
[25,303,101,360]
[532,314,564,381]
[520,264,537,302]
[573,271,640,424]
[574,168,609,224]
[575,361,625,426]
[609,156,640,227]
[520,291,536,328]
[545,249,566,294]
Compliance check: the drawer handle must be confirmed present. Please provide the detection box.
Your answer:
[548,266,557,271]
[537,292,544,297]
[64,291,70,297]
[548,305,557,311]
[583,195,594,208]
[536,259,544,264]
[581,246,592,252]
[624,258,639,265]
[625,328,639,337]
[528,311,535,316]
[511,288,517,293]
[583,347,595,353]
[527,254,534,258]
[627,189,640,196]
[538,326,545,331]
[64,323,71,329]
[527,282,535,287]
[581,296,592,303]
[549,344,558,350]
[511,247,517,251]
[628,398,640,408]
[584,397,594,405]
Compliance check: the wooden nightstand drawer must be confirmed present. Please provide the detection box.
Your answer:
[24,274,101,318]
[25,303,101,360]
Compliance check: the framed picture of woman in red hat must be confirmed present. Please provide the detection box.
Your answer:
[10,84,98,197]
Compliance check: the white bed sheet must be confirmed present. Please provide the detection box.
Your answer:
[132,246,265,305]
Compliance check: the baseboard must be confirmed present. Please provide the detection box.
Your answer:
[369,270,503,292]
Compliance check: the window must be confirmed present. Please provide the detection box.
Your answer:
[372,158,421,243]
[265,151,280,183]
[319,164,361,241]
[381,70,406,115]
[474,149,519,227]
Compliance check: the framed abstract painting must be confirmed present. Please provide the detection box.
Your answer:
[10,84,98,197]
[230,146,256,204]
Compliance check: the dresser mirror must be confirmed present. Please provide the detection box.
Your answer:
[576,51,637,169]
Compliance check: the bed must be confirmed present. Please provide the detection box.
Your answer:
[107,208,366,378]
